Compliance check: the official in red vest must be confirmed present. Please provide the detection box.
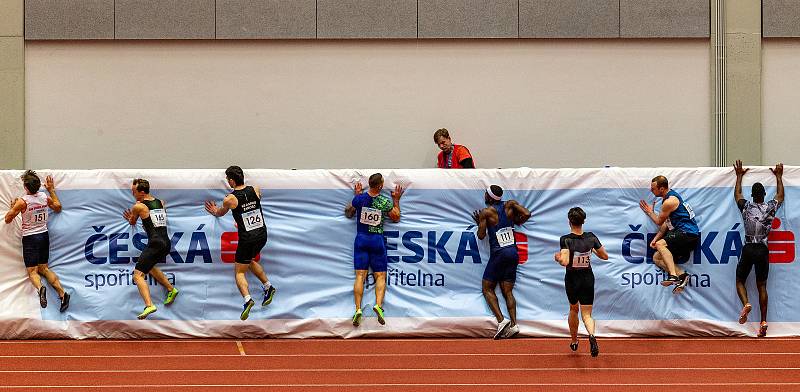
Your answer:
[434,128,475,169]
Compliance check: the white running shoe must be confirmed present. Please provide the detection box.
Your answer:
[493,319,511,339]
[501,324,520,339]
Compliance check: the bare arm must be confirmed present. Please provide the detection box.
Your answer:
[593,246,609,260]
[650,223,669,248]
[772,163,784,205]
[4,198,26,224]
[733,160,748,203]
[345,182,362,219]
[44,176,62,213]
[123,203,145,225]
[506,200,531,225]
[388,185,403,223]
[205,194,236,217]
[472,209,489,240]
[554,249,570,266]
[640,197,677,226]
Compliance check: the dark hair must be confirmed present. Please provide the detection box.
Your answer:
[21,170,41,194]
[368,173,383,188]
[225,166,245,186]
[132,178,150,194]
[651,175,668,189]
[568,207,586,226]
[433,128,450,142]
[489,185,503,198]
[752,182,766,198]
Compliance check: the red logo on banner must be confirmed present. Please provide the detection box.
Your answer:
[221,232,261,263]
[515,232,529,264]
[768,218,795,264]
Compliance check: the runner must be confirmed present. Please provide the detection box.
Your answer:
[473,185,531,339]
[205,166,275,320]
[123,178,179,319]
[344,173,403,327]
[639,175,700,294]
[554,207,608,356]
[4,171,70,312]
[733,160,784,337]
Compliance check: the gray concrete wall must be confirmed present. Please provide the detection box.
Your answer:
[1,0,24,169]
[24,1,714,40]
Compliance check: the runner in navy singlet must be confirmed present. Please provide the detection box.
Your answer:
[639,175,700,294]
[472,185,531,339]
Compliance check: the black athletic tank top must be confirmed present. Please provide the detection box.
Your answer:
[141,198,168,240]
[231,186,266,242]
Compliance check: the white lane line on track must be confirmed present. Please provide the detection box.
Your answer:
[1,383,799,388]
[235,341,246,356]
[1,352,799,358]
[1,338,799,344]
[1,367,799,373]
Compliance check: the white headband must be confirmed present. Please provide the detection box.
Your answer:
[486,186,502,201]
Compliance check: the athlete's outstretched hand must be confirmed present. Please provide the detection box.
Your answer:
[122,209,134,225]
[354,182,363,195]
[734,160,749,177]
[45,175,55,192]
[771,163,784,178]
[639,199,655,215]
[471,210,481,225]
[553,252,561,264]
[391,185,404,201]
[204,200,219,216]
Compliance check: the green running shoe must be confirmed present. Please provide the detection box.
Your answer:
[262,286,276,307]
[373,305,385,325]
[164,288,179,305]
[137,305,157,320]
[352,309,363,327]
[240,299,255,320]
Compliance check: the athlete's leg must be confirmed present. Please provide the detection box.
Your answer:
[36,265,65,297]
[756,280,768,324]
[148,267,174,292]
[133,270,153,307]
[499,281,517,326]
[249,261,269,285]
[234,263,250,298]
[26,266,43,290]
[568,303,580,343]
[736,279,749,307]
[482,279,504,323]
[654,239,680,276]
[580,304,596,336]
[373,271,387,308]
[354,270,368,310]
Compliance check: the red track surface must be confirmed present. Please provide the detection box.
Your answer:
[1,338,799,391]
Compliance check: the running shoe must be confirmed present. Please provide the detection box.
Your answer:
[240,299,255,320]
[661,274,680,287]
[373,305,386,325]
[493,319,511,340]
[758,323,769,338]
[570,341,579,352]
[262,285,276,307]
[38,286,47,308]
[738,303,752,324]
[501,324,520,339]
[137,305,157,320]
[352,309,363,327]
[164,288,179,305]
[59,292,70,313]
[589,335,599,357]
[672,273,690,294]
